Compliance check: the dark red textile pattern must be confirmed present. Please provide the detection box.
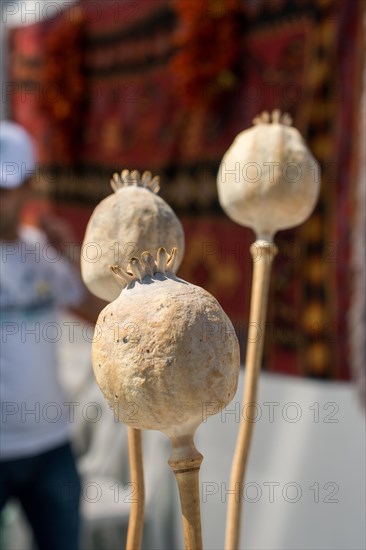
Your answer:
[9,0,364,380]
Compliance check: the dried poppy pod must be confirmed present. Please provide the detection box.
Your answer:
[81,170,185,302]
[217,109,320,241]
[92,247,240,436]
[92,248,240,549]
[218,110,321,550]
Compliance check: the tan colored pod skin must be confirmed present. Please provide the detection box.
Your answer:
[217,110,320,241]
[92,249,240,439]
[81,170,185,302]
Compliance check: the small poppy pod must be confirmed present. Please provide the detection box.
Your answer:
[81,170,185,302]
[92,248,240,439]
[217,109,320,241]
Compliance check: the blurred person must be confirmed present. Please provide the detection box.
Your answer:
[0,120,94,550]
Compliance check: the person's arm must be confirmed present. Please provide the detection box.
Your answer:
[39,214,107,323]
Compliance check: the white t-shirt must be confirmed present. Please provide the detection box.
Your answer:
[0,225,84,459]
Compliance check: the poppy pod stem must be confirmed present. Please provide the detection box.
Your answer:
[126,428,145,550]
[225,241,277,549]
[168,435,204,550]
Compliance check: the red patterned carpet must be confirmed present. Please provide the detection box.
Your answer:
[9,0,364,380]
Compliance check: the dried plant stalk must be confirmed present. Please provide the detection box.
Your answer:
[225,242,277,549]
[126,428,145,550]
[168,436,203,550]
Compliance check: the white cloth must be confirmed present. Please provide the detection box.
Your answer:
[0,225,84,459]
[0,121,35,189]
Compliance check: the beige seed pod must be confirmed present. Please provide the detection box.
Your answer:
[92,248,240,548]
[218,110,321,550]
[81,170,185,302]
[217,109,320,240]
[92,248,240,438]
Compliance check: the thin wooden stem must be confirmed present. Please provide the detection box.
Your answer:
[168,435,203,550]
[126,427,145,550]
[225,240,277,550]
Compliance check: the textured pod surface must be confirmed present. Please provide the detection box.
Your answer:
[217,110,320,240]
[81,174,184,301]
[92,266,240,438]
